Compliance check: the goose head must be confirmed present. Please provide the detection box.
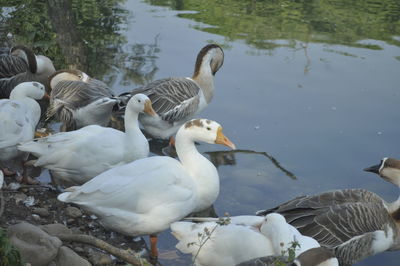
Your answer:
[179,119,235,149]
[9,82,46,100]
[126,93,156,116]
[34,55,55,75]
[259,213,293,254]
[10,46,55,75]
[364,158,400,187]
[193,44,224,78]
[49,69,90,89]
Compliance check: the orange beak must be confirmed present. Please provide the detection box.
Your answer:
[42,93,50,100]
[144,99,157,116]
[215,127,236,149]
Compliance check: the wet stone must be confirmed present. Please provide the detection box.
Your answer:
[33,207,50,217]
[88,250,113,265]
[40,223,73,236]
[13,193,27,203]
[65,206,83,218]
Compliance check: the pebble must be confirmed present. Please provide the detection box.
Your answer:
[13,192,27,203]
[88,250,113,266]
[65,206,83,218]
[32,214,41,221]
[33,208,50,217]
[8,182,21,190]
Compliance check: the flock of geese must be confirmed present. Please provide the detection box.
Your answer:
[0,44,399,266]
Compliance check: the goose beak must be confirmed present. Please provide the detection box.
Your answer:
[144,100,157,116]
[43,93,50,100]
[364,164,380,174]
[215,127,236,149]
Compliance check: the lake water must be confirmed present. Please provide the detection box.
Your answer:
[2,0,400,265]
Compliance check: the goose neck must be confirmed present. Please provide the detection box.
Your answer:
[175,130,220,211]
[124,107,141,137]
[388,190,400,216]
[192,61,214,103]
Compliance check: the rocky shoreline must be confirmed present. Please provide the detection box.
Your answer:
[0,175,150,266]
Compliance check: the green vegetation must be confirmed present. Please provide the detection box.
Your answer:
[146,0,400,50]
[0,0,128,77]
[0,227,22,266]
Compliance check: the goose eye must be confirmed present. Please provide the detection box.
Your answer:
[206,127,211,131]
[138,99,141,103]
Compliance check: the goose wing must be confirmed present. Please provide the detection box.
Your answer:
[0,54,28,78]
[133,77,201,122]
[47,80,113,121]
[0,100,33,148]
[258,189,392,247]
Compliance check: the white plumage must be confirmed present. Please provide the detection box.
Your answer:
[56,119,235,257]
[170,214,320,266]
[18,94,155,186]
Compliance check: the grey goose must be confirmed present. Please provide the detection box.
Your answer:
[46,69,119,131]
[0,45,55,99]
[257,157,400,266]
[122,44,224,143]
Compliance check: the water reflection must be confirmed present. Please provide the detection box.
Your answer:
[146,0,400,50]
[205,150,296,179]
[0,0,128,77]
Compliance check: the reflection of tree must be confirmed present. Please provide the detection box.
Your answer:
[146,0,400,50]
[1,0,128,78]
[205,149,297,180]
[113,36,161,86]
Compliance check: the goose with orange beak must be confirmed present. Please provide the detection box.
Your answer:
[57,119,235,261]
[18,94,156,186]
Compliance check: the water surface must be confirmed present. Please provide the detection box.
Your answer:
[1,0,400,265]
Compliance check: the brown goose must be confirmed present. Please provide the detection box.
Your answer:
[123,44,224,143]
[46,69,118,131]
[0,45,55,98]
[257,157,400,266]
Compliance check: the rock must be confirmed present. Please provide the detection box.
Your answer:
[54,246,91,266]
[7,222,62,266]
[88,250,113,265]
[40,223,73,236]
[65,206,83,218]
[32,214,41,221]
[33,208,50,217]
[13,193,27,203]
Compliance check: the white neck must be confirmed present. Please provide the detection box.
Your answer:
[123,106,149,161]
[192,56,215,103]
[387,189,400,214]
[175,130,219,212]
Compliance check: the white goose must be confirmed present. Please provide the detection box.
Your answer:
[257,157,400,266]
[46,69,118,131]
[0,82,46,183]
[124,44,224,143]
[0,45,55,98]
[170,213,320,266]
[57,119,235,258]
[18,94,155,186]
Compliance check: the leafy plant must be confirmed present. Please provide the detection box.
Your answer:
[187,215,231,266]
[0,227,23,266]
